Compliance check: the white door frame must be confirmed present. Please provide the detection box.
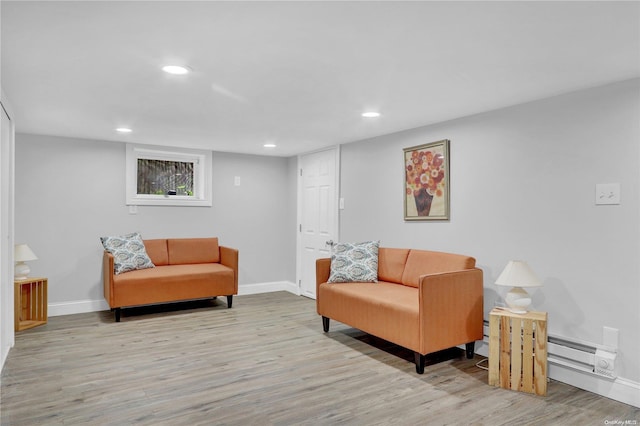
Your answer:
[296,146,340,298]
[0,96,16,371]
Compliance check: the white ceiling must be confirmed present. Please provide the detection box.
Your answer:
[2,1,639,157]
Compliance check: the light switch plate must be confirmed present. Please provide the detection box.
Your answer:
[595,183,620,205]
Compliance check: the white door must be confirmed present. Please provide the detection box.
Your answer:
[298,148,339,299]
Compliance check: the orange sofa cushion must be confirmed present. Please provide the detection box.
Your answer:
[168,238,220,265]
[401,249,476,288]
[112,263,234,308]
[378,248,410,283]
[318,281,419,351]
[144,239,169,266]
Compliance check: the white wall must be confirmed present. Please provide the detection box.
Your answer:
[14,135,297,311]
[339,79,640,386]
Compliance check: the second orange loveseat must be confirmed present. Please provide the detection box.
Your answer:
[103,237,238,322]
[316,246,483,373]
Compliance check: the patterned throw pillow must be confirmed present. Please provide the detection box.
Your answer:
[328,240,379,283]
[100,232,155,275]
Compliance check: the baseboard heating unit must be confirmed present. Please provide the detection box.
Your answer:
[482,322,618,379]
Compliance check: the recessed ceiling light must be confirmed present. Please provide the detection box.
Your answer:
[162,65,190,75]
[116,127,132,133]
[362,112,381,118]
[264,143,277,148]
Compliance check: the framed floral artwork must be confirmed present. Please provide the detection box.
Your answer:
[403,139,450,221]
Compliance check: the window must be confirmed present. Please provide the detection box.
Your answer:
[126,144,212,206]
[137,159,194,196]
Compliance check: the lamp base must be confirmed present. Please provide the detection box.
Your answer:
[504,286,532,314]
[14,262,30,280]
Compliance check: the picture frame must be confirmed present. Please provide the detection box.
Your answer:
[403,139,450,221]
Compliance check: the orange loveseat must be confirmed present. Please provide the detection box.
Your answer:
[316,247,483,373]
[104,237,238,322]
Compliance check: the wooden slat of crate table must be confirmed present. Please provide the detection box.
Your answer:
[510,316,522,391]
[500,316,510,388]
[488,314,500,386]
[534,315,548,395]
[522,318,534,393]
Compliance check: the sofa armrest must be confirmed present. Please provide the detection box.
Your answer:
[315,257,331,289]
[316,257,331,313]
[103,251,115,308]
[418,268,484,354]
[219,246,239,290]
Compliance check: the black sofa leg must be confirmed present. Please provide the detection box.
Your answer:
[114,308,121,323]
[414,352,426,374]
[465,342,475,359]
[227,295,233,308]
[322,316,330,332]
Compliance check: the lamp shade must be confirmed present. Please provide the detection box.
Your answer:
[495,260,542,288]
[14,244,38,262]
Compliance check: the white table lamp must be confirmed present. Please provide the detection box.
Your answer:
[14,244,38,280]
[495,260,542,314]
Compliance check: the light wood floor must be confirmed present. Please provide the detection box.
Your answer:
[1,292,638,425]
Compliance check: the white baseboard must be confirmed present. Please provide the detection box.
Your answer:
[238,281,299,296]
[48,281,300,317]
[48,299,110,317]
[474,340,640,408]
[548,363,640,408]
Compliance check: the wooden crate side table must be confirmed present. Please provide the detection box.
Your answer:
[488,308,547,396]
[14,277,48,331]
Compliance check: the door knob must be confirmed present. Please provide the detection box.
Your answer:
[326,240,334,246]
